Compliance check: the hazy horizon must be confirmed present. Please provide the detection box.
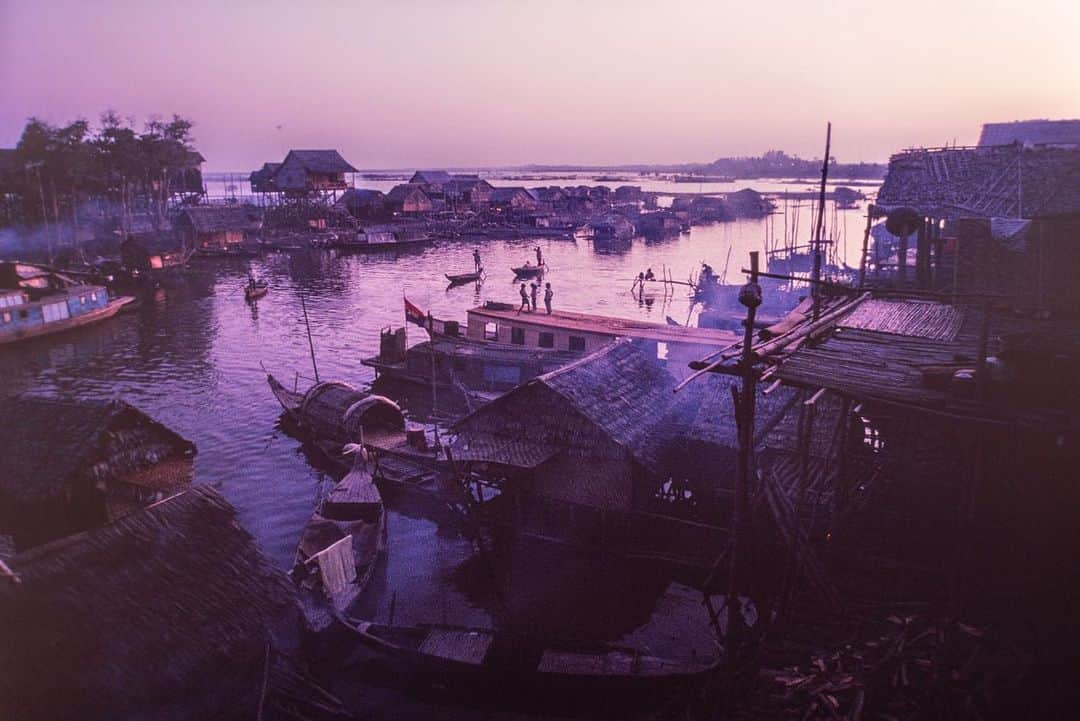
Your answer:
[2,0,1077,172]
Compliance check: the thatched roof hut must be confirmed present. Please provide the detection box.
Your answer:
[453,340,689,510]
[452,339,811,521]
[0,396,196,550]
[0,485,351,721]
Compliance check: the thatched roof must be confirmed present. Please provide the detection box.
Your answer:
[0,396,195,507]
[280,150,357,174]
[180,204,264,233]
[452,340,679,473]
[876,145,1080,219]
[979,119,1080,148]
[385,183,430,202]
[409,170,452,185]
[0,485,320,721]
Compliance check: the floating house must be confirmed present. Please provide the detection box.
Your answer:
[119,237,187,273]
[444,176,495,206]
[176,205,263,253]
[450,340,761,565]
[273,149,357,196]
[336,188,387,220]
[725,188,771,218]
[490,187,539,212]
[385,183,434,214]
[0,397,196,550]
[0,485,352,721]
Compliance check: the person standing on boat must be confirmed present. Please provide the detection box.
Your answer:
[535,245,543,266]
[518,283,530,313]
[529,282,538,311]
[544,282,553,315]
[473,248,481,272]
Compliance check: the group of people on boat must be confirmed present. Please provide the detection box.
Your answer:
[518,281,553,315]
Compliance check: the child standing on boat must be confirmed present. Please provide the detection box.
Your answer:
[544,283,553,315]
[473,248,481,272]
[529,282,538,311]
[518,283,530,313]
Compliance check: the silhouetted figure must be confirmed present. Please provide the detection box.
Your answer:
[535,246,543,266]
[518,283,529,313]
[473,248,481,272]
[544,282,553,315]
[530,282,538,311]
[645,267,655,281]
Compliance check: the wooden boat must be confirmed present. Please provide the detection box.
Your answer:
[292,445,387,632]
[511,264,544,278]
[344,618,720,703]
[0,285,135,345]
[244,280,269,301]
[266,372,405,444]
[445,268,483,285]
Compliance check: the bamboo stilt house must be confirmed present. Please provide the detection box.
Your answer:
[0,396,196,551]
[0,485,351,721]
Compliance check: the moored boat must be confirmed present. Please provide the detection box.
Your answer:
[292,445,387,632]
[344,618,720,706]
[0,284,134,345]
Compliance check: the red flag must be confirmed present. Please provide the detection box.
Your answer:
[404,297,427,328]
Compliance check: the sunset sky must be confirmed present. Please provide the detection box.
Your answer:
[2,0,1077,171]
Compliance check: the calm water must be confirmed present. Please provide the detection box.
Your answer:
[1,191,873,712]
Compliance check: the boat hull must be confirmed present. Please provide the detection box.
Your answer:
[0,296,135,345]
[346,620,719,711]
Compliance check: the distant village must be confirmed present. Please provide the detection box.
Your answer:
[0,116,875,269]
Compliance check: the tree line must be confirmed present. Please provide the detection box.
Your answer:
[0,112,203,259]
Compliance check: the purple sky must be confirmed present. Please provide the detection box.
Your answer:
[2,0,1077,171]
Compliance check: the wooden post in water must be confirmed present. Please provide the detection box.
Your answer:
[812,123,831,321]
[299,291,320,383]
[858,208,873,289]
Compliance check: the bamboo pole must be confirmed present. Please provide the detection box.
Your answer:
[812,122,832,321]
[858,209,872,289]
[726,251,761,665]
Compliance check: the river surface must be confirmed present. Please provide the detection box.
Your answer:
[2,181,875,715]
